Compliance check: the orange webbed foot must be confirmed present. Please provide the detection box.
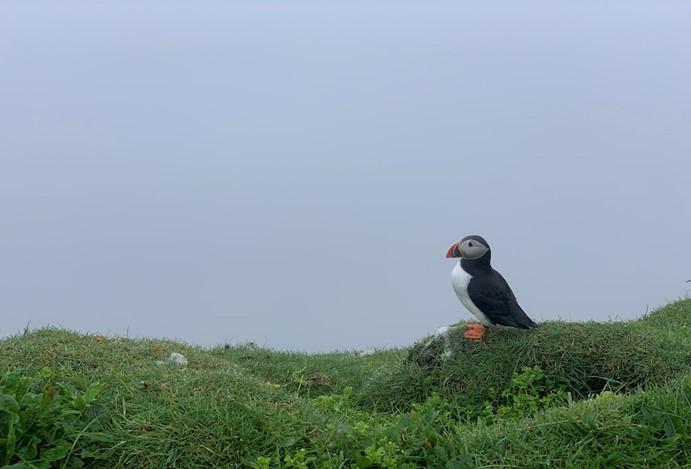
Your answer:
[463,323,487,340]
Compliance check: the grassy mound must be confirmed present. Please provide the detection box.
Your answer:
[0,329,328,467]
[364,300,691,409]
[0,300,689,467]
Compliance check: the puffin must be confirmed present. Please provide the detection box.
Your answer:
[446,235,537,339]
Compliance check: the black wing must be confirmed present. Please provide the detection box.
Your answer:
[467,270,538,329]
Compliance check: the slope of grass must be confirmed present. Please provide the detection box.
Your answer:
[301,373,691,468]
[460,375,691,467]
[215,346,406,399]
[0,300,689,467]
[364,300,691,410]
[0,329,329,467]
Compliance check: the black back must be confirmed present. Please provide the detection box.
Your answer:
[461,252,538,329]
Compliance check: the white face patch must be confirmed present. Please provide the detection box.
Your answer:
[459,238,489,259]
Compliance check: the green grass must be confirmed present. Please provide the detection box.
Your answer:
[1,300,689,467]
[215,346,406,400]
[366,300,691,410]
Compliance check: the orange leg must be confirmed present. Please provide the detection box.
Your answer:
[463,323,487,340]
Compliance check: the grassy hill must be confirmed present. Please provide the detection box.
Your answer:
[1,300,689,468]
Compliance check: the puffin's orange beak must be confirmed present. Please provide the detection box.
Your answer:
[446,242,462,258]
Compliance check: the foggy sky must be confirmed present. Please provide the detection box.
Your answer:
[1,1,690,352]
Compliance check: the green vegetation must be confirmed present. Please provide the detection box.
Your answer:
[0,368,102,468]
[369,308,689,410]
[1,300,689,467]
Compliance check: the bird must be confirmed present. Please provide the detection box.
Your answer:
[446,235,538,339]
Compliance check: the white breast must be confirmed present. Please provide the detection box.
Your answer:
[451,263,492,326]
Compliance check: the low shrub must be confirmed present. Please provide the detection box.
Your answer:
[0,367,103,468]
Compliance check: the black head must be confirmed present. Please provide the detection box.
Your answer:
[447,234,492,274]
[446,235,491,260]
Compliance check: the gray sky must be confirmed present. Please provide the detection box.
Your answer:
[1,1,690,352]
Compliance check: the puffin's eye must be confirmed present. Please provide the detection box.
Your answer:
[468,242,473,247]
